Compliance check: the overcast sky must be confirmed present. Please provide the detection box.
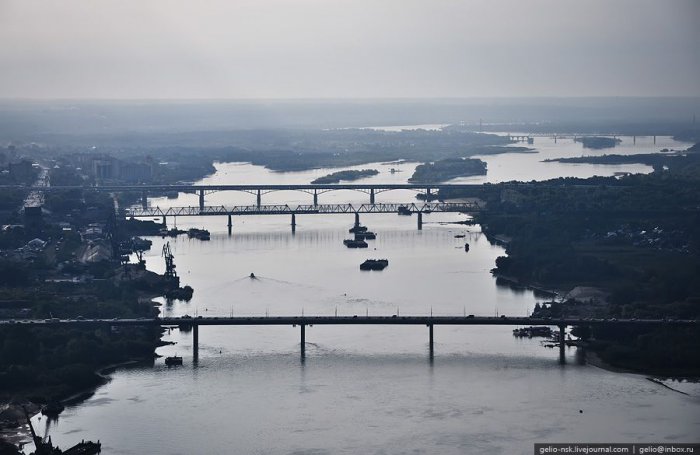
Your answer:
[0,0,698,99]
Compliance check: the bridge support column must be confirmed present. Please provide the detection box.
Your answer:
[291,213,296,233]
[558,324,566,365]
[257,190,262,209]
[354,212,360,227]
[417,212,423,230]
[370,189,375,205]
[227,214,232,236]
[428,324,434,357]
[141,191,147,210]
[193,323,199,364]
[162,216,167,227]
[199,190,205,212]
[300,324,306,358]
[313,190,318,207]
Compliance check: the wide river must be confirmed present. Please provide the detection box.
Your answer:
[29,134,700,454]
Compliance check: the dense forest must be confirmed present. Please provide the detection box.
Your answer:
[440,145,700,373]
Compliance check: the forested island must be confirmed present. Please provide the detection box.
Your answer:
[311,169,378,184]
[409,158,487,183]
[574,136,622,149]
[543,151,690,171]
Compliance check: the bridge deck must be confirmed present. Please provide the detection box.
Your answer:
[5,316,695,327]
[12,183,484,192]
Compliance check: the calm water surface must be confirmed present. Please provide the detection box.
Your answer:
[29,134,700,454]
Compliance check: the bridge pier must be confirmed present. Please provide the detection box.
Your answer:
[300,324,306,358]
[370,189,375,205]
[417,212,423,230]
[291,213,296,232]
[354,212,360,227]
[558,324,566,364]
[428,324,434,357]
[313,190,318,207]
[257,190,262,209]
[162,216,167,227]
[141,191,148,210]
[199,190,205,212]
[193,323,199,363]
[227,214,232,236]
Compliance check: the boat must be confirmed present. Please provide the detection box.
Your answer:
[360,259,389,271]
[160,228,185,238]
[63,440,102,454]
[349,225,368,233]
[165,355,183,366]
[513,326,553,338]
[344,239,369,248]
[187,228,210,240]
[354,231,376,240]
[398,206,412,216]
[23,406,101,455]
[464,243,470,252]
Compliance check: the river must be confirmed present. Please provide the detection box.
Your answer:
[28,134,699,454]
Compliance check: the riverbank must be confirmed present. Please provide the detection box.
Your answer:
[0,349,171,452]
[585,350,700,385]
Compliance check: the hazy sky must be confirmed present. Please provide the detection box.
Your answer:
[1,0,698,99]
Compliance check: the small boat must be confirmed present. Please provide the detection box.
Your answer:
[160,228,185,238]
[397,206,412,216]
[354,231,376,240]
[454,234,465,238]
[349,225,368,233]
[187,228,210,240]
[64,440,102,454]
[344,239,369,248]
[165,355,183,366]
[250,272,256,278]
[464,243,470,252]
[360,259,389,271]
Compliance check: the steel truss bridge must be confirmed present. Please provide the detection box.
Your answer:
[125,202,479,231]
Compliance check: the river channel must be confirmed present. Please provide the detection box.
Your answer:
[28,134,699,454]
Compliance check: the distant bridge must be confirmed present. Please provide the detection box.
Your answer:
[3,316,695,364]
[125,202,480,230]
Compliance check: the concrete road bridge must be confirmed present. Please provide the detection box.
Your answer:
[2,315,695,364]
